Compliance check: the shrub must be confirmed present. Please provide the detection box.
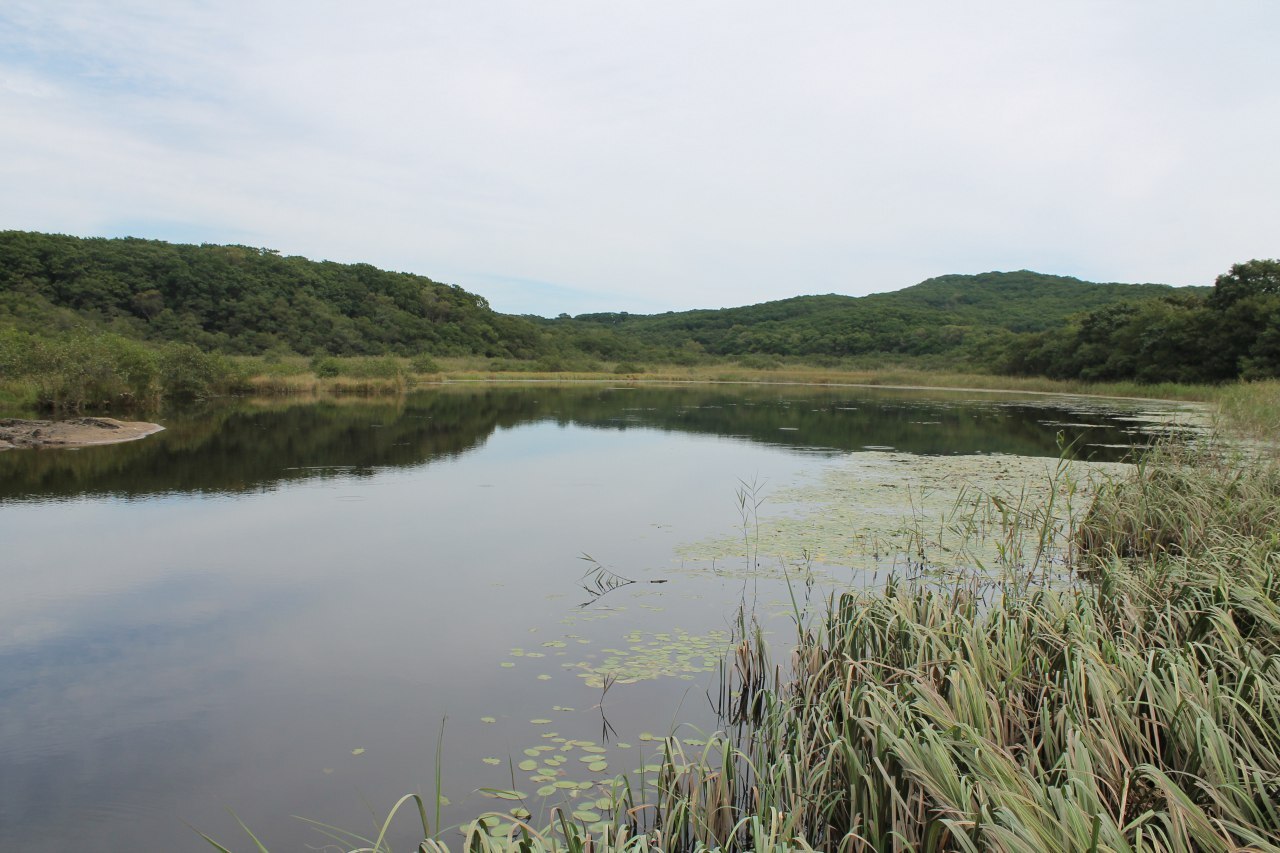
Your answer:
[158,343,227,400]
[310,355,341,377]
[410,353,442,374]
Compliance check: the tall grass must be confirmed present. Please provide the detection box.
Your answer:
[603,396,1280,852]
[1217,380,1280,443]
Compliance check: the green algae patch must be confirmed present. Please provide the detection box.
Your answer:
[677,451,1132,576]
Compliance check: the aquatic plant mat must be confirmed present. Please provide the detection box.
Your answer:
[209,426,1280,851]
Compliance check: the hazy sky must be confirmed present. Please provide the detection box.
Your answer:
[2,2,1277,316]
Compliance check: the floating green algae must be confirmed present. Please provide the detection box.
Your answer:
[676,451,1132,576]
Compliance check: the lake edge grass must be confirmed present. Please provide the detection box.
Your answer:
[2,348,1246,416]
[238,355,1226,404]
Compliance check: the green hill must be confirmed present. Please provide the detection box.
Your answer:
[8,230,1266,393]
[555,271,1198,360]
[0,230,542,358]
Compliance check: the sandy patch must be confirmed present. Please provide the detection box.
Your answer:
[0,417,165,450]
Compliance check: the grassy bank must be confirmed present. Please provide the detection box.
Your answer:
[1,345,1233,414]
[233,355,1224,403]
[205,386,1280,851]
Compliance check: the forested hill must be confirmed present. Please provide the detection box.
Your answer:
[6,230,1253,385]
[555,271,1194,360]
[0,230,542,357]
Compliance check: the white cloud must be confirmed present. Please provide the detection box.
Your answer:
[1,0,1277,314]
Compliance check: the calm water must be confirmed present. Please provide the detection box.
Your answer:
[0,384,1188,851]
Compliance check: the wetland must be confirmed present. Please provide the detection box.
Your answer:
[0,383,1203,851]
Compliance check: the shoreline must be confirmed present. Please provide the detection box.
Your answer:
[0,417,165,451]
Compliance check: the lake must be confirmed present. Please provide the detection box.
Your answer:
[0,383,1198,851]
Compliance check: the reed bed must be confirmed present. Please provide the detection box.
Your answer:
[219,354,1225,404]
[614,437,1280,851]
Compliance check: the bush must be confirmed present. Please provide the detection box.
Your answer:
[410,353,442,374]
[310,355,341,377]
[158,343,228,400]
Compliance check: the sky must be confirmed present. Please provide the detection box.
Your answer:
[2,2,1277,317]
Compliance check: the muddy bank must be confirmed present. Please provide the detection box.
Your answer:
[0,418,165,450]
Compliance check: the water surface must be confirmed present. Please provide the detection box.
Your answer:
[0,384,1192,851]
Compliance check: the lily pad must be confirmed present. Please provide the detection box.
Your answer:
[478,788,526,801]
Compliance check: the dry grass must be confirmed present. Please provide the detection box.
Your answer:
[231,355,1223,403]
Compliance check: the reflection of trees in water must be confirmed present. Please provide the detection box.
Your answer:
[0,385,1148,500]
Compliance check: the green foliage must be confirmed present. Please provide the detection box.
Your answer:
[411,353,442,374]
[0,230,544,358]
[1208,258,1280,310]
[0,325,242,410]
[310,355,341,377]
[159,344,236,401]
[4,231,1273,388]
[541,271,1200,368]
[995,260,1280,385]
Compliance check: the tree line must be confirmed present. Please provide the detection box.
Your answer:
[2,230,1276,395]
[996,260,1280,383]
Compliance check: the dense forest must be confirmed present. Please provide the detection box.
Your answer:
[0,230,541,358]
[550,272,1196,364]
[1001,260,1280,383]
[2,230,1277,405]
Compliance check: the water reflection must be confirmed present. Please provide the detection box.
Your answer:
[0,385,1195,852]
[0,384,1168,501]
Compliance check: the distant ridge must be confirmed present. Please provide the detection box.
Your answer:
[554,270,1197,359]
[1,230,1199,364]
